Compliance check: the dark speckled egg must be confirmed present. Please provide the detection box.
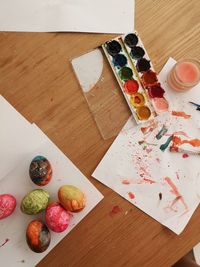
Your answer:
[26,220,51,253]
[29,156,52,186]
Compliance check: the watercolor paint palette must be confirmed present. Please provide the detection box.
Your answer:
[102,38,156,124]
[122,32,169,114]
[102,33,169,120]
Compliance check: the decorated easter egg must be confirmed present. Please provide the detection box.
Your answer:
[58,185,86,212]
[0,194,16,220]
[21,189,49,215]
[29,156,52,186]
[45,202,71,232]
[26,220,51,253]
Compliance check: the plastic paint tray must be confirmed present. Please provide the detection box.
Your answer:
[71,47,131,140]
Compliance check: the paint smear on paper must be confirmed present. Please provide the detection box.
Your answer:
[164,177,188,211]
[128,192,135,199]
[109,206,122,217]
[176,172,180,180]
[159,193,162,200]
[141,120,157,135]
[122,179,130,185]
[156,158,161,163]
[143,178,156,184]
[160,135,173,151]
[133,155,154,182]
[156,125,168,140]
[72,49,103,93]
[0,238,9,248]
[138,140,157,147]
[171,136,200,150]
[146,148,153,154]
[183,153,189,158]
[165,131,190,138]
[172,111,191,119]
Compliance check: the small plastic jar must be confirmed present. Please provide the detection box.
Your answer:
[167,59,200,91]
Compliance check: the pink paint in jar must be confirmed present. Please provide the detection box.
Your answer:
[167,59,200,91]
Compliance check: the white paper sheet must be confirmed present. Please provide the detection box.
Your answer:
[194,243,200,265]
[0,96,45,181]
[93,58,200,235]
[0,124,103,266]
[0,0,134,33]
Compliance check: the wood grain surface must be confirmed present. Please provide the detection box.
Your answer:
[0,0,200,266]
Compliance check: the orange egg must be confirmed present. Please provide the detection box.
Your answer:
[58,185,86,212]
[26,220,51,253]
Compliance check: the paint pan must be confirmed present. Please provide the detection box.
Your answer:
[102,38,156,124]
[123,32,169,114]
[71,48,131,140]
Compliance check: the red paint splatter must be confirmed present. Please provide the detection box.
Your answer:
[128,192,135,199]
[143,178,156,184]
[164,177,188,211]
[172,111,191,119]
[122,179,130,185]
[0,238,9,248]
[109,206,122,217]
[183,153,189,158]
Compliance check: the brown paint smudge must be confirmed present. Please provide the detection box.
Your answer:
[0,238,9,248]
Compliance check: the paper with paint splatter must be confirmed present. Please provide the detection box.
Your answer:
[0,124,103,267]
[93,58,200,235]
[0,0,134,33]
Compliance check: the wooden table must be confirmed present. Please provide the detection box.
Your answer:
[0,0,200,266]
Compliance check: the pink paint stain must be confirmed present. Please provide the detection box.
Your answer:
[156,158,161,163]
[128,192,135,199]
[109,206,122,217]
[122,179,130,185]
[182,153,189,158]
[146,148,153,154]
[0,238,9,248]
[143,178,156,184]
[164,177,188,211]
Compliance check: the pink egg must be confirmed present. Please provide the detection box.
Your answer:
[0,194,16,220]
[45,202,70,233]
